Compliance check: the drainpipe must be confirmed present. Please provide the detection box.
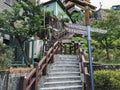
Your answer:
[85,6,94,90]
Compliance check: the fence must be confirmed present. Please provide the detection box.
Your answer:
[22,41,91,90]
[78,42,91,90]
[22,41,59,90]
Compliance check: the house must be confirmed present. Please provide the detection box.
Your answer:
[94,9,109,19]
[0,0,14,43]
[43,0,72,22]
[111,5,120,10]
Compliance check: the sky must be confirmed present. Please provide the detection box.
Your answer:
[90,0,120,10]
[41,0,120,10]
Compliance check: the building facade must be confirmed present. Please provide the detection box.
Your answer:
[43,0,72,22]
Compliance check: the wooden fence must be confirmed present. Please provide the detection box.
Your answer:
[78,42,91,90]
[22,41,91,90]
[22,41,59,90]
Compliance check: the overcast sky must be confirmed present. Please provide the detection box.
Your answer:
[41,0,120,10]
[90,0,120,10]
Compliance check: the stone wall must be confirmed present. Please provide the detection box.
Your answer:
[93,64,120,70]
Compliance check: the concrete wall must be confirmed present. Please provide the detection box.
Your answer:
[0,71,8,90]
[0,70,29,90]
[7,73,27,90]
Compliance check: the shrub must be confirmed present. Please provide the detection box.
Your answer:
[94,69,120,90]
[0,43,14,70]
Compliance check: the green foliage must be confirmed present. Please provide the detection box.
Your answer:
[0,0,44,40]
[72,36,87,43]
[72,36,87,50]
[61,18,69,23]
[94,69,120,90]
[0,0,45,66]
[71,11,83,24]
[91,9,120,60]
[92,48,120,63]
[92,49,106,62]
[0,43,14,70]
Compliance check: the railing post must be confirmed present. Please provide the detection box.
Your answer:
[50,48,54,63]
[74,43,77,55]
[69,45,72,54]
[22,77,27,90]
[31,64,38,90]
[64,45,67,54]
[61,43,63,54]
[43,56,47,75]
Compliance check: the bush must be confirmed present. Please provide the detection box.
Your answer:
[0,43,14,70]
[94,69,120,90]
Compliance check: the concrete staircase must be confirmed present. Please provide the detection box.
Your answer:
[39,54,83,90]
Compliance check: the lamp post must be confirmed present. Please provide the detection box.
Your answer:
[85,6,94,90]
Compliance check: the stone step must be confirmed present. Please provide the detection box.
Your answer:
[48,71,80,75]
[46,76,81,82]
[54,54,77,58]
[51,64,79,67]
[43,80,82,87]
[55,58,78,61]
[40,85,83,90]
[53,62,79,65]
[50,64,79,69]
[54,55,78,60]
[48,72,80,77]
[54,60,79,63]
[48,68,80,73]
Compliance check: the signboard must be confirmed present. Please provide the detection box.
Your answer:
[65,28,86,35]
[65,23,107,34]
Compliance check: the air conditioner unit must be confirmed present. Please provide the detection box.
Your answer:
[29,40,44,59]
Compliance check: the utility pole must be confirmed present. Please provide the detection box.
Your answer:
[85,6,94,90]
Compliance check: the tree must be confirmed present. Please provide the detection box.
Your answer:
[0,0,44,66]
[71,11,84,24]
[91,10,120,60]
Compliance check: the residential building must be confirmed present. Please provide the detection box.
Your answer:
[112,5,120,10]
[94,9,109,19]
[43,0,72,22]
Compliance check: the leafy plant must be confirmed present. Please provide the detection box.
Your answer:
[0,0,44,66]
[91,9,120,61]
[94,69,120,90]
[0,43,14,70]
